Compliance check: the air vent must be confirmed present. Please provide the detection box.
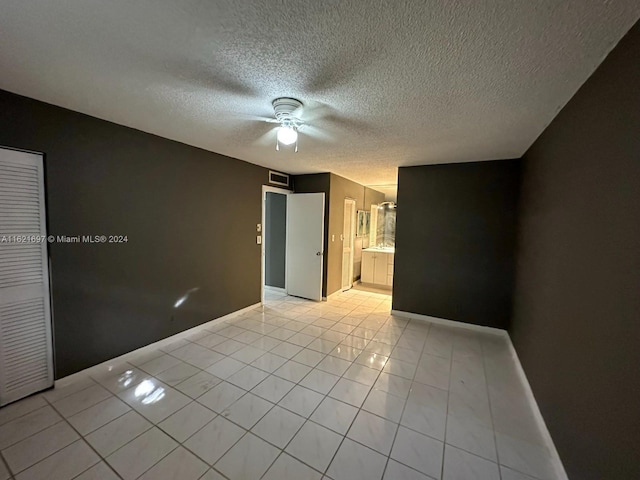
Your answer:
[269,171,290,187]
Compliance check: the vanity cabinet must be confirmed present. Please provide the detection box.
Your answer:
[361,250,394,287]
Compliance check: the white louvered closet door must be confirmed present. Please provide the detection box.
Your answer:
[0,148,53,406]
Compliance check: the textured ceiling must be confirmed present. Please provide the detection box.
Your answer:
[1,1,639,199]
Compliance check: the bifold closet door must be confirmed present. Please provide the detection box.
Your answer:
[0,148,53,406]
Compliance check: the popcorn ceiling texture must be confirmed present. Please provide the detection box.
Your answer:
[1,1,638,194]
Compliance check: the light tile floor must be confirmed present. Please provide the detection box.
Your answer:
[0,289,564,480]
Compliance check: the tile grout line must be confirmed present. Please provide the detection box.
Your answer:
[171,296,388,477]
[256,300,393,478]
[380,317,435,480]
[203,297,402,478]
[252,297,396,478]
[4,291,396,480]
[309,305,417,478]
[481,338,504,480]
[39,396,125,480]
[440,329,455,479]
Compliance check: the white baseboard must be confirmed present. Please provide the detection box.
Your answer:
[391,309,507,337]
[55,302,262,387]
[505,336,569,480]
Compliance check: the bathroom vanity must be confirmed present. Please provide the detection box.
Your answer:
[361,247,394,287]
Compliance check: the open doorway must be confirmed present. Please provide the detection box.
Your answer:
[353,201,396,296]
[261,187,325,303]
[261,186,290,302]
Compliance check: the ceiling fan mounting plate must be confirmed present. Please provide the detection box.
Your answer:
[272,97,303,123]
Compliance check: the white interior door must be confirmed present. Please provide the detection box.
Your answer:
[286,193,324,301]
[342,199,356,291]
[0,148,54,406]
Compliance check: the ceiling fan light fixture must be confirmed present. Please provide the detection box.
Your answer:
[277,125,298,145]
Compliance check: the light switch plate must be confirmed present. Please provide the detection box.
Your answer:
[332,234,335,242]
[257,235,262,244]
[257,223,262,232]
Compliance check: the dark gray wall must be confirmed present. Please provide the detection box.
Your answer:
[265,192,286,289]
[0,89,274,378]
[511,22,640,480]
[393,160,520,329]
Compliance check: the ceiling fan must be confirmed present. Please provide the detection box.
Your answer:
[150,49,379,151]
[265,97,305,152]
[248,97,335,153]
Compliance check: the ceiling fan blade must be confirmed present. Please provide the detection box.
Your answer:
[146,53,257,98]
[298,101,332,123]
[223,119,275,146]
[253,127,278,147]
[304,41,383,94]
[235,113,279,123]
[322,113,378,136]
[301,125,335,143]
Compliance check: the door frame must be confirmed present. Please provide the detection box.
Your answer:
[261,185,291,304]
[342,198,357,291]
